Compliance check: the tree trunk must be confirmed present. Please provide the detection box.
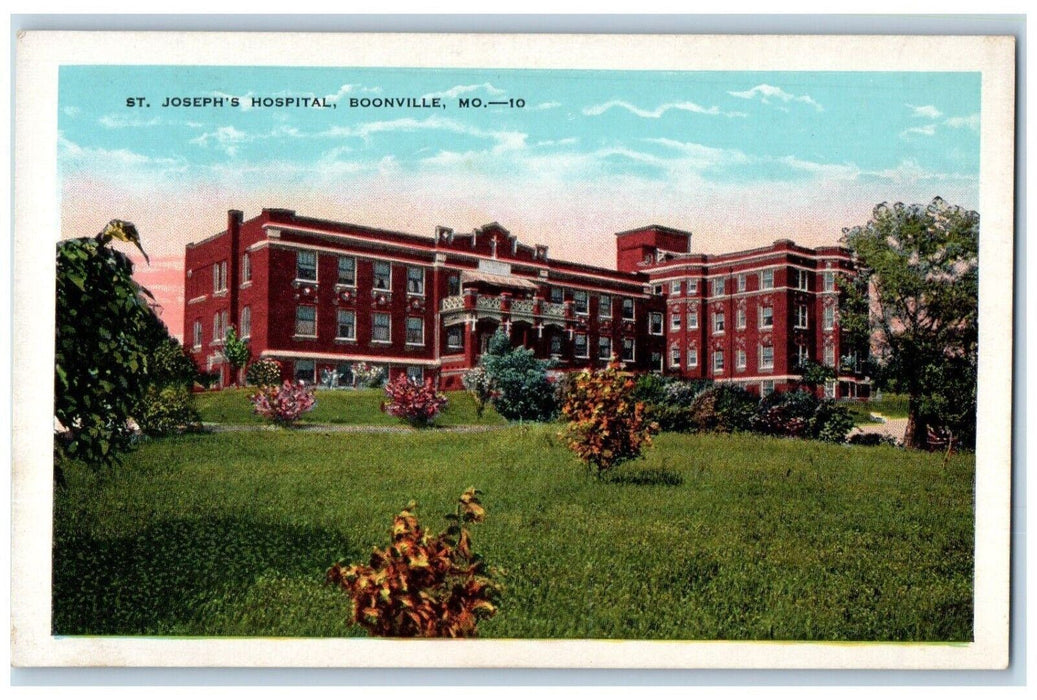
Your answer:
[903,398,929,450]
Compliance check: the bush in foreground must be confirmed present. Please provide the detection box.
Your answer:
[250,381,316,426]
[246,358,282,387]
[136,385,202,436]
[382,375,448,427]
[479,331,556,422]
[560,360,660,476]
[326,488,500,638]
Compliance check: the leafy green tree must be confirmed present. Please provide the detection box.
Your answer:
[840,197,979,449]
[794,359,836,393]
[55,221,157,481]
[479,330,556,422]
[222,326,251,386]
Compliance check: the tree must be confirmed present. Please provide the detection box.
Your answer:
[840,197,979,449]
[55,221,157,480]
[478,330,556,422]
[793,359,835,394]
[222,326,251,386]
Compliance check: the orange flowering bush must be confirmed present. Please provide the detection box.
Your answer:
[560,359,660,475]
[326,488,501,638]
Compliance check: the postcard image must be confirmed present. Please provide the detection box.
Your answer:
[12,32,1015,669]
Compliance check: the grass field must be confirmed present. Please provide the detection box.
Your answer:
[195,387,505,426]
[53,424,974,641]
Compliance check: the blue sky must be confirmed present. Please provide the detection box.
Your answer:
[57,65,981,333]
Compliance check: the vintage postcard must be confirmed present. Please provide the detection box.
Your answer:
[13,32,1015,669]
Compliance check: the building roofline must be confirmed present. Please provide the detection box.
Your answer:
[613,224,694,238]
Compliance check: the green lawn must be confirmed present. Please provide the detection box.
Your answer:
[843,394,912,425]
[53,425,974,641]
[195,387,505,426]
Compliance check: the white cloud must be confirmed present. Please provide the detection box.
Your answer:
[908,103,944,119]
[531,101,561,111]
[189,125,250,155]
[422,83,506,100]
[727,84,824,112]
[582,99,745,119]
[900,124,938,139]
[58,135,186,173]
[62,106,80,117]
[98,113,162,129]
[945,113,980,131]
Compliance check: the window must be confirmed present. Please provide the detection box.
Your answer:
[621,337,635,362]
[212,313,221,343]
[652,284,663,295]
[213,261,227,293]
[598,336,612,360]
[192,320,202,349]
[670,345,681,368]
[823,344,836,367]
[687,307,699,329]
[736,349,747,370]
[550,286,564,304]
[823,306,836,331]
[622,297,635,320]
[573,290,589,315]
[797,344,810,367]
[599,294,612,318]
[649,312,664,335]
[687,346,698,368]
[736,307,746,329]
[336,309,356,340]
[372,312,391,342]
[407,366,424,384]
[711,278,725,296]
[406,317,425,345]
[294,359,315,384]
[713,349,725,373]
[670,280,682,296]
[240,306,251,339]
[759,344,774,370]
[761,380,775,396]
[296,251,317,282]
[574,332,589,358]
[373,261,392,290]
[795,304,809,329]
[222,311,229,341]
[447,275,461,297]
[760,269,774,290]
[796,269,810,291]
[446,326,463,349]
[670,309,681,331]
[713,310,725,334]
[407,267,425,295]
[651,352,663,372]
[824,271,836,292]
[295,305,316,337]
[241,253,251,284]
[550,334,563,356]
[338,256,356,285]
[737,274,747,292]
[824,378,837,399]
[759,305,774,329]
[687,279,698,295]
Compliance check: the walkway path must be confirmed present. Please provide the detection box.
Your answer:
[848,413,909,444]
[203,422,511,434]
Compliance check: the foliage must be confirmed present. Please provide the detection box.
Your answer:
[246,358,283,387]
[687,384,757,434]
[841,197,979,448]
[560,360,660,475]
[147,338,201,388]
[662,379,714,407]
[750,390,855,443]
[461,366,496,419]
[250,381,317,426]
[381,375,448,427]
[135,385,203,437]
[222,326,251,385]
[630,372,672,406]
[351,361,385,389]
[848,432,901,447]
[55,227,158,473]
[794,360,835,392]
[810,401,857,444]
[479,330,556,422]
[326,488,501,638]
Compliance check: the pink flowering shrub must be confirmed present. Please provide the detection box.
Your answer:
[250,380,317,426]
[382,375,448,427]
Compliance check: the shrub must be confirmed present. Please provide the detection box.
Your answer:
[751,390,818,438]
[222,326,251,386]
[560,360,660,475]
[847,432,900,447]
[630,372,671,406]
[662,379,714,408]
[461,366,496,418]
[250,381,317,426]
[135,385,202,437]
[351,361,385,388]
[246,358,282,387]
[326,488,501,638]
[479,331,556,422]
[688,384,757,433]
[647,404,697,433]
[382,375,448,427]
[810,400,856,443]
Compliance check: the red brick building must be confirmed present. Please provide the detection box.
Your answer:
[183,209,869,398]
